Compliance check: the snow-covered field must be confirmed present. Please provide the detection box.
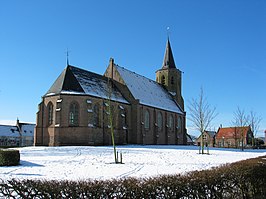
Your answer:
[1,145,266,181]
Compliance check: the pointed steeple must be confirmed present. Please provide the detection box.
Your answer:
[162,38,176,69]
[156,37,184,110]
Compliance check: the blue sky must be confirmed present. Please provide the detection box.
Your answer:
[0,0,265,137]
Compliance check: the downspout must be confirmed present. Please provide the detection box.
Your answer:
[102,99,105,145]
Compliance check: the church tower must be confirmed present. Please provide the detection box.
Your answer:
[156,38,184,110]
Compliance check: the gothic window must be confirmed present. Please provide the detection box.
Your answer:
[169,115,174,130]
[171,76,174,85]
[92,104,100,127]
[120,108,127,129]
[69,102,79,126]
[162,75,166,85]
[48,102,53,125]
[157,112,163,130]
[144,110,150,129]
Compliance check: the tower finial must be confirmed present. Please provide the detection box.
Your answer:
[167,26,170,39]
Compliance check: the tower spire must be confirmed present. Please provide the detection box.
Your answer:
[156,37,184,110]
[162,38,176,69]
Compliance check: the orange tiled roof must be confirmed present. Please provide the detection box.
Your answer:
[216,126,251,139]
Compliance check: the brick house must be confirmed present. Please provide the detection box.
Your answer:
[196,131,216,147]
[34,39,187,146]
[216,126,253,148]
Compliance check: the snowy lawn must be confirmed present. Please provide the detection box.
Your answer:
[1,145,266,181]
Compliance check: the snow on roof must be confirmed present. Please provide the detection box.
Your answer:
[0,125,19,137]
[46,65,129,104]
[115,65,183,114]
[70,66,129,104]
[0,123,35,137]
[20,123,35,136]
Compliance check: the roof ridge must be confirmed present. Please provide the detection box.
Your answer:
[115,64,158,84]
[220,126,250,129]
[0,124,16,127]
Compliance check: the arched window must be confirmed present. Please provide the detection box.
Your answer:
[93,104,100,127]
[162,75,166,85]
[120,108,127,129]
[48,102,53,125]
[69,102,79,126]
[144,110,150,129]
[157,112,163,130]
[169,115,174,130]
[171,76,174,85]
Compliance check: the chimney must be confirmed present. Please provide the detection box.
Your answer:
[109,57,114,80]
[16,117,19,127]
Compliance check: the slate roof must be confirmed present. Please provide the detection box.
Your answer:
[0,125,19,137]
[216,126,251,139]
[115,65,183,114]
[206,131,216,138]
[46,65,129,104]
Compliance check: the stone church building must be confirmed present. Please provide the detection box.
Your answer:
[34,39,187,146]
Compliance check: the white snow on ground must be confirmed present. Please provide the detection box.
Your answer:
[1,145,266,181]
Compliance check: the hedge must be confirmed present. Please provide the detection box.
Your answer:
[0,149,20,166]
[0,155,265,198]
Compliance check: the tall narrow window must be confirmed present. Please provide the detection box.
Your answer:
[69,102,79,126]
[120,108,127,129]
[93,104,99,127]
[162,75,166,85]
[144,110,150,129]
[48,102,53,125]
[169,115,173,130]
[157,112,163,130]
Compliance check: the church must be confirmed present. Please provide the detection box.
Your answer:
[34,39,187,146]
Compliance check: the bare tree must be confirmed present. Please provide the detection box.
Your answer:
[232,107,249,151]
[232,107,249,127]
[248,110,262,146]
[188,87,218,154]
[105,78,124,163]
